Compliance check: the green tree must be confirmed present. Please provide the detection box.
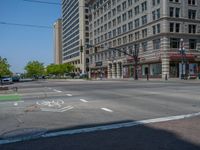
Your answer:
[0,56,12,78]
[24,61,45,78]
[46,63,75,77]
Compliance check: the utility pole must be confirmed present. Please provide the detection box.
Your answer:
[180,38,184,80]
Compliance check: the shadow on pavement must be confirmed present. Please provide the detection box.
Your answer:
[0,120,200,150]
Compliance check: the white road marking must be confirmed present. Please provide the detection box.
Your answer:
[66,94,72,96]
[53,89,62,93]
[101,108,113,112]
[80,99,88,103]
[14,102,18,106]
[41,106,73,112]
[1,112,200,145]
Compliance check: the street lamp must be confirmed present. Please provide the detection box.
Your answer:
[180,38,185,80]
[133,44,139,80]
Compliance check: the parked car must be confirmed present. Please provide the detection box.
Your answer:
[12,76,20,82]
[0,77,13,85]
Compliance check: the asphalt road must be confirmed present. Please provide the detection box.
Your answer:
[0,79,200,149]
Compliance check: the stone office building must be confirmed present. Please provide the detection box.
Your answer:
[88,0,200,79]
[62,0,90,74]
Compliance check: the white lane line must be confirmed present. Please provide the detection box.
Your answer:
[66,94,72,96]
[101,108,113,112]
[1,112,200,145]
[80,99,88,103]
[53,89,62,93]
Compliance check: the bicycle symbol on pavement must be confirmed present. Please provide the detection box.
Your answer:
[36,100,64,108]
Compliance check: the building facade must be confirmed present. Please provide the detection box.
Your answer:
[54,19,62,64]
[62,0,90,74]
[88,0,200,79]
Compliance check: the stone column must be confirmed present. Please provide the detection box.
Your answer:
[117,62,122,78]
[161,36,170,79]
[112,63,116,79]
[107,63,112,79]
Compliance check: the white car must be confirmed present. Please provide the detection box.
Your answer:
[0,77,13,85]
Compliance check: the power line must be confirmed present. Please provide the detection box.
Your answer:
[23,0,61,5]
[0,21,52,29]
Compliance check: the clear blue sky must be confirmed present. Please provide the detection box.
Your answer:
[0,0,61,73]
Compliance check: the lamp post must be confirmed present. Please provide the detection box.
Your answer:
[133,44,139,80]
[180,38,184,80]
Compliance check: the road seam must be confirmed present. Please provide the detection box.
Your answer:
[0,112,200,145]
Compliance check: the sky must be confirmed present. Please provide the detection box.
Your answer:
[0,0,61,73]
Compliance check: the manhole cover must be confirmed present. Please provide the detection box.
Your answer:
[0,128,47,140]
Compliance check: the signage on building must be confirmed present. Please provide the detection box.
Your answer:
[96,61,102,67]
[169,53,195,60]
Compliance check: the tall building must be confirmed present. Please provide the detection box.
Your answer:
[88,0,200,79]
[62,0,90,74]
[53,19,62,64]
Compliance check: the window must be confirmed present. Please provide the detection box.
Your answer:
[128,0,132,6]
[175,8,180,18]
[170,23,174,32]
[188,0,196,5]
[135,31,140,40]
[113,29,116,37]
[142,15,147,25]
[128,21,133,30]
[123,36,127,44]
[188,24,196,33]
[122,24,127,33]
[108,11,111,19]
[118,38,121,45]
[122,1,126,11]
[153,39,160,49]
[135,18,140,28]
[142,41,148,51]
[157,9,160,19]
[141,2,147,12]
[128,9,133,19]
[170,38,180,48]
[175,23,180,32]
[152,11,156,20]
[117,27,121,35]
[122,13,127,21]
[112,8,116,16]
[169,7,174,17]
[117,5,121,13]
[112,19,116,27]
[188,9,196,19]
[117,16,121,24]
[157,24,160,33]
[189,39,197,49]
[135,6,140,15]
[128,34,133,42]
[142,29,147,38]
[152,25,156,34]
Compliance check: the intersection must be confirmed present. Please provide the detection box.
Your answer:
[0,79,200,149]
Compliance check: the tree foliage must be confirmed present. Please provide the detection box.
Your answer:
[46,63,75,76]
[24,61,45,77]
[0,56,12,77]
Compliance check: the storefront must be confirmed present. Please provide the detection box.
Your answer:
[169,53,198,78]
[90,61,108,79]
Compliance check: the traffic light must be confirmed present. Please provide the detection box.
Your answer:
[80,45,83,53]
